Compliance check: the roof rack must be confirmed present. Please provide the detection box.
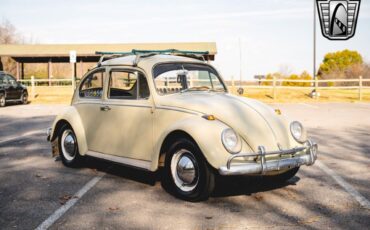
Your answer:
[95,49,209,67]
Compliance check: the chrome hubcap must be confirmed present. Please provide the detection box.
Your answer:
[171,150,199,192]
[0,96,5,105]
[61,129,76,161]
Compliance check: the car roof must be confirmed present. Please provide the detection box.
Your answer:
[101,54,205,68]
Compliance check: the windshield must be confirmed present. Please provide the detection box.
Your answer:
[153,63,227,95]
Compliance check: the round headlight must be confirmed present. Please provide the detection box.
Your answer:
[221,128,242,154]
[290,121,307,143]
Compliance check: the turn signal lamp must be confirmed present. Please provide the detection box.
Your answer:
[202,115,216,121]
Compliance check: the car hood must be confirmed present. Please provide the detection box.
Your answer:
[158,92,294,152]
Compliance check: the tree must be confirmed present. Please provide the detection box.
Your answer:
[262,72,284,86]
[0,20,21,73]
[318,50,363,79]
[282,71,312,87]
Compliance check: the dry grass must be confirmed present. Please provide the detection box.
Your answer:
[237,88,370,103]
[27,86,370,105]
[28,86,73,104]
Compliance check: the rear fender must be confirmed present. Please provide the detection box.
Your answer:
[50,106,88,155]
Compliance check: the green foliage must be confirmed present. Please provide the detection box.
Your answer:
[319,49,363,77]
[262,73,284,86]
[282,71,312,87]
[262,74,273,86]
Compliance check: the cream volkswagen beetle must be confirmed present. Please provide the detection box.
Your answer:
[47,50,318,201]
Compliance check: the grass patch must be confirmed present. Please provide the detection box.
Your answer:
[240,88,370,103]
[28,86,73,104]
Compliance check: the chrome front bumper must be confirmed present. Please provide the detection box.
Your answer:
[219,140,318,176]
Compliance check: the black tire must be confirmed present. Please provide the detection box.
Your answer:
[20,91,28,105]
[58,124,83,167]
[163,138,215,202]
[264,167,300,184]
[0,94,5,107]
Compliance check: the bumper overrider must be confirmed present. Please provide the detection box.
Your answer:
[219,140,318,176]
[46,127,52,141]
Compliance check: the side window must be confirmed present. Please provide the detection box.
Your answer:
[79,70,105,99]
[6,75,17,85]
[109,70,150,100]
[0,75,4,85]
[2,75,10,85]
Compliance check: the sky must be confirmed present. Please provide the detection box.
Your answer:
[0,0,369,80]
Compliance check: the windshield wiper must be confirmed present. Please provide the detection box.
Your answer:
[207,88,226,93]
[180,86,210,93]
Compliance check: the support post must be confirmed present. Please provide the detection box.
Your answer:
[80,60,83,79]
[315,77,319,99]
[31,76,35,99]
[48,60,52,86]
[71,63,76,91]
[273,76,277,100]
[21,63,24,79]
[231,75,235,95]
[74,62,77,80]
[16,62,20,80]
[359,76,363,101]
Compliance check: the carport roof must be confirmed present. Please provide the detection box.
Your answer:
[0,42,217,63]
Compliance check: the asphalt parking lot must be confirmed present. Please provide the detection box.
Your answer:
[0,102,369,229]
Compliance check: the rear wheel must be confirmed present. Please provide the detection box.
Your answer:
[163,138,215,201]
[0,95,5,107]
[20,91,28,105]
[58,125,83,167]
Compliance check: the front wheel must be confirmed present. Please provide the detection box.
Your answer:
[0,94,5,107]
[58,125,83,167]
[163,138,215,202]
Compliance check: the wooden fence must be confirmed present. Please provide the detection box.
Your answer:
[21,76,370,101]
[227,76,370,101]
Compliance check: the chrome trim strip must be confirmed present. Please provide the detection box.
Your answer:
[103,102,152,108]
[74,100,102,105]
[155,106,199,115]
[85,151,151,170]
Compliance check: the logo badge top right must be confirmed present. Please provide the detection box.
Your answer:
[316,0,361,40]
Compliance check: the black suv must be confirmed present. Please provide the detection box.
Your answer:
[0,71,28,107]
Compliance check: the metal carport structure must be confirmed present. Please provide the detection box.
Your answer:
[0,42,217,84]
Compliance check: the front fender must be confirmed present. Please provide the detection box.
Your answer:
[50,106,88,155]
[151,116,252,171]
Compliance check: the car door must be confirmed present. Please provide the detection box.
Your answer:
[2,75,16,99]
[74,68,107,152]
[6,75,22,99]
[94,68,154,162]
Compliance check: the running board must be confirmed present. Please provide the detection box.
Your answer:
[85,151,152,170]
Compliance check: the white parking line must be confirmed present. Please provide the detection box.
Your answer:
[316,160,370,210]
[0,129,46,145]
[35,173,105,230]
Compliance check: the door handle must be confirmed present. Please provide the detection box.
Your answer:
[100,106,111,111]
